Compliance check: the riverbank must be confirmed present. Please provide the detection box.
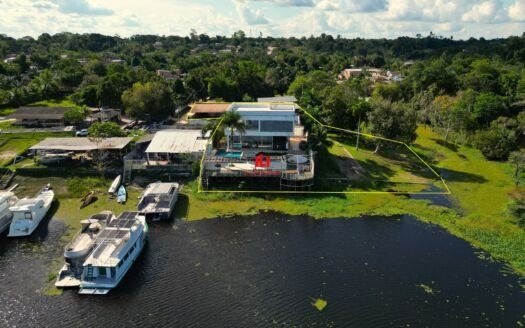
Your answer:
[179,126,525,277]
[9,124,525,297]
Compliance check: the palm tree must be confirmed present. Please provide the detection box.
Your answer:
[308,125,331,152]
[222,111,246,150]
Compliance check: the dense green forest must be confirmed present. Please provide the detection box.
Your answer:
[1,31,524,162]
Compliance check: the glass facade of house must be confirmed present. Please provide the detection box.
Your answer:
[260,121,294,133]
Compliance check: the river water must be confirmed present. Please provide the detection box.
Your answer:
[0,212,524,327]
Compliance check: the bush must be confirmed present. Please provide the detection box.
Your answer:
[509,189,525,228]
[474,125,517,160]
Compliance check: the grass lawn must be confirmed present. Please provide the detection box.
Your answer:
[314,132,441,193]
[0,131,73,166]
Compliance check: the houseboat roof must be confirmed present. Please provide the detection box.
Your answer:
[30,137,132,151]
[138,182,179,214]
[84,212,142,267]
[145,130,208,154]
[144,182,179,195]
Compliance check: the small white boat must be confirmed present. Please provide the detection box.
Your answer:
[79,212,148,295]
[137,182,179,221]
[116,185,127,204]
[56,211,115,288]
[108,175,122,195]
[0,191,18,234]
[8,184,54,237]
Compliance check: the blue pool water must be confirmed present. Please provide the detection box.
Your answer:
[216,150,243,158]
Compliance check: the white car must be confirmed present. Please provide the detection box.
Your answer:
[76,129,88,137]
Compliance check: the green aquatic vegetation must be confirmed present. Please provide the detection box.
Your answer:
[312,298,328,311]
[418,283,436,295]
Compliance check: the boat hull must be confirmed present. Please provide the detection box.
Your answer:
[8,189,54,237]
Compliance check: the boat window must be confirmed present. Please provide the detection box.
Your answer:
[124,253,129,261]
[117,260,123,268]
[110,267,116,278]
[24,212,32,220]
[99,267,107,276]
[169,187,174,194]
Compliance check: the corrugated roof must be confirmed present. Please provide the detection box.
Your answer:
[30,137,132,151]
[8,107,72,120]
[145,130,208,154]
[190,103,231,114]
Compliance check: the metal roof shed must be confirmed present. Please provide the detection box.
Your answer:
[145,130,208,155]
[30,137,133,152]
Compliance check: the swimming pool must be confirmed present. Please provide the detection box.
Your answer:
[216,150,243,158]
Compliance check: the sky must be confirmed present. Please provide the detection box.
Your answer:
[0,0,524,39]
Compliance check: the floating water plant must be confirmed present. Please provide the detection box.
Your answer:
[312,298,328,311]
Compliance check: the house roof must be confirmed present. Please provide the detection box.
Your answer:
[30,137,132,151]
[145,130,208,154]
[190,103,231,114]
[257,96,297,103]
[8,107,72,120]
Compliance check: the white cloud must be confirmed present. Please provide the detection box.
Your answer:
[239,0,315,6]
[235,2,270,24]
[461,0,508,23]
[51,0,114,16]
[0,0,523,40]
[508,0,525,21]
[317,0,387,12]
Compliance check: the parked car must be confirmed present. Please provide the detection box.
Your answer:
[63,126,78,132]
[76,129,88,137]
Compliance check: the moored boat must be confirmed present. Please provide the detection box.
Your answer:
[80,191,95,209]
[0,191,18,234]
[108,175,121,195]
[116,185,127,204]
[78,211,148,295]
[7,184,54,237]
[55,211,116,288]
[137,182,180,221]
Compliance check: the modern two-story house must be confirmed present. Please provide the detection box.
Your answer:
[201,102,314,191]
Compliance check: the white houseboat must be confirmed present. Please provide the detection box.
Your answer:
[8,185,54,237]
[78,212,148,295]
[55,211,116,288]
[0,191,18,234]
[137,182,179,221]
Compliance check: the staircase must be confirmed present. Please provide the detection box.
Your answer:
[85,265,94,281]
[123,164,132,183]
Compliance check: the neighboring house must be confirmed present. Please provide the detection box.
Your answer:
[7,107,72,127]
[87,108,121,124]
[339,68,403,83]
[156,69,182,81]
[338,68,382,80]
[3,55,17,64]
[186,102,230,125]
[123,129,209,181]
[30,137,133,160]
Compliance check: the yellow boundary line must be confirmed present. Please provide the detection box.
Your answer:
[196,103,451,195]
